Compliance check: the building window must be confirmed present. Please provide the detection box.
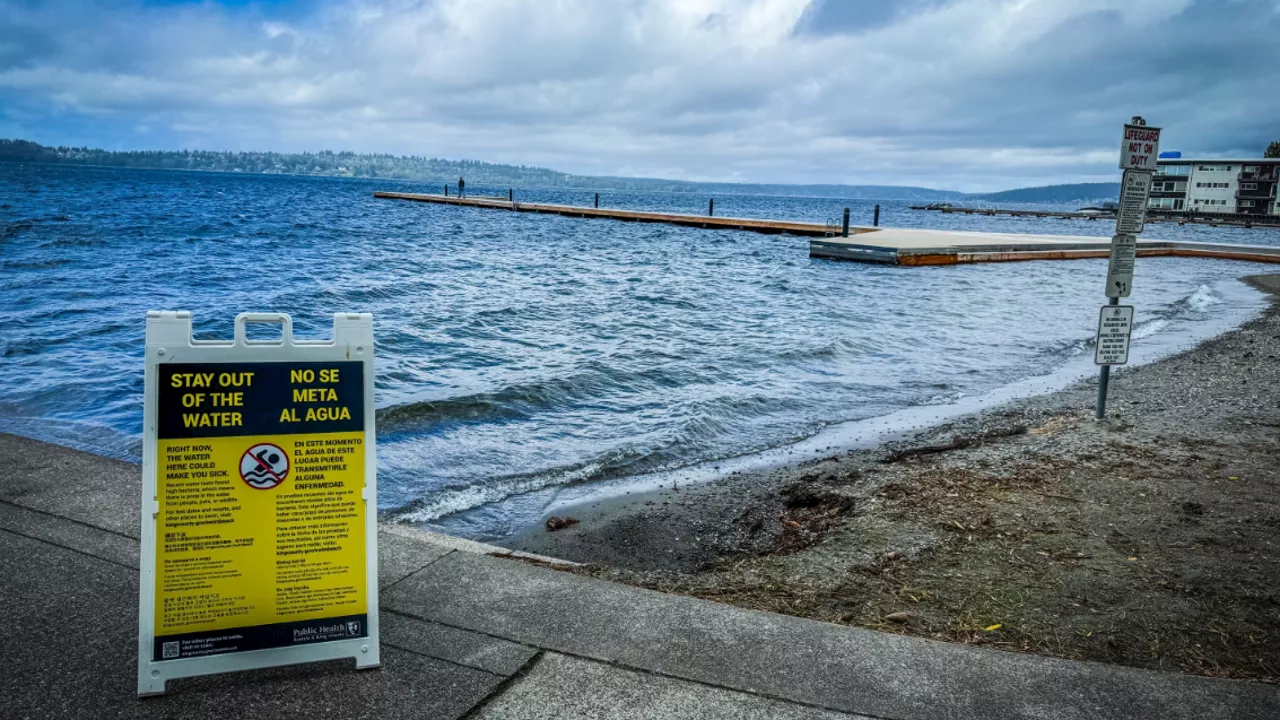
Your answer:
[1244,165,1259,173]
[1242,183,1257,190]
[1241,200,1255,208]
[1174,199,1184,210]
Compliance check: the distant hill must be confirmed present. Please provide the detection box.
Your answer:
[0,138,1105,203]
[0,139,964,201]
[971,183,1120,204]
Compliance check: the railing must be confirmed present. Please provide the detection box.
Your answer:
[1239,170,1279,182]
[1237,190,1277,201]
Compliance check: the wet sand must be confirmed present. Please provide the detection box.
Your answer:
[504,274,1280,683]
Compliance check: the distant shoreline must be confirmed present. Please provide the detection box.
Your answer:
[1,139,1122,203]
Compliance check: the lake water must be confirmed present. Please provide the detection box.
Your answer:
[3,164,1278,540]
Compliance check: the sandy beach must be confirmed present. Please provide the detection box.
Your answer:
[504,273,1280,683]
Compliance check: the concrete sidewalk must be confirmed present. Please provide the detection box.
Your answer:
[2,433,1277,719]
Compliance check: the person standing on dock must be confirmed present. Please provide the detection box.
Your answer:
[457,176,465,198]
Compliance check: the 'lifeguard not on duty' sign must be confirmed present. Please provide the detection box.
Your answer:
[137,312,379,696]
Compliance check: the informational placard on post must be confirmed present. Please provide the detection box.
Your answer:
[138,312,378,696]
[1105,234,1137,298]
[1120,123,1161,171]
[1095,305,1135,365]
[1116,170,1152,235]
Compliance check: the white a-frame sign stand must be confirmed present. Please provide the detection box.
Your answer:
[138,312,379,695]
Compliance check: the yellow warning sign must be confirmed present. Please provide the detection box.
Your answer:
[151,361,368,661]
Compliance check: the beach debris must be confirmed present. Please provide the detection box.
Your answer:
[884,611,912,623]
[545,516,580,532]
[783,484,854,512]
[984,624,1003,632]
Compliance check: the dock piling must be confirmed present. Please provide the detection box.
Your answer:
[595,193,599,209]
[873,205,880,227]
[444,185,449,197]
[509,188,513,202]
[709,199,715,217]
[842,208,850,237]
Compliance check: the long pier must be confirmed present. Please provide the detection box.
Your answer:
[373,191,867,237]
[375,190,1280,266]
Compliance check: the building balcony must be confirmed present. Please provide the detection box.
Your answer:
[1239,171,1279,182]
[1237,188,1278,200]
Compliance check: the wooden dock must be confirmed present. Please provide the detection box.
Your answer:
[373,191,871,238]
[809,228,1280,266]
[375,190,1280,267]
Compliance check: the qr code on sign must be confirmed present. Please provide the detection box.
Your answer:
[162,642,180,659]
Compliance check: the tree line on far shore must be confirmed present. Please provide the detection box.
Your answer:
[13,137,1276,203]
[0,139,564,186]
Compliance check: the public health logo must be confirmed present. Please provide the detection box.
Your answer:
[239,443,290,490]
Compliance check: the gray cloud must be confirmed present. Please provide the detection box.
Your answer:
[0,0,1277,191]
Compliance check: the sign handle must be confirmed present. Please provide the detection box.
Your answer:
[234,312,294,346]
[1095,296,1120,419]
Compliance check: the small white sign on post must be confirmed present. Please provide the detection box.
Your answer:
[1120,123,1162,171]
[1105,234,1137,298]
[1116,170,1152,235]
[1095,305,1135,365]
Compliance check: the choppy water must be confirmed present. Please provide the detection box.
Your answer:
[3,164,1278,540]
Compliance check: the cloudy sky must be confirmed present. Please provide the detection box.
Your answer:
[1,0,1277,191]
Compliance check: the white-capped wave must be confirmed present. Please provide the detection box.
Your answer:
[395,460,606,523]
[1185,284,1223,312]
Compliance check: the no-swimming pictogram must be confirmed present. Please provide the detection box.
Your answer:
[240,442,289,489]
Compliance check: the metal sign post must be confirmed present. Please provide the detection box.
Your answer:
[138,311,379,695]
[1096,116,1160,419]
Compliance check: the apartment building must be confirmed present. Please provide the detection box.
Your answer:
[1149,158,1280,216]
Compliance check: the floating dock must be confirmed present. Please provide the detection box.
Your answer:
[375,190,1280,266]
[911,204,1280,228]
[373,191,868,237]
[810,228,1280,266]
[908,206,1113,220]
